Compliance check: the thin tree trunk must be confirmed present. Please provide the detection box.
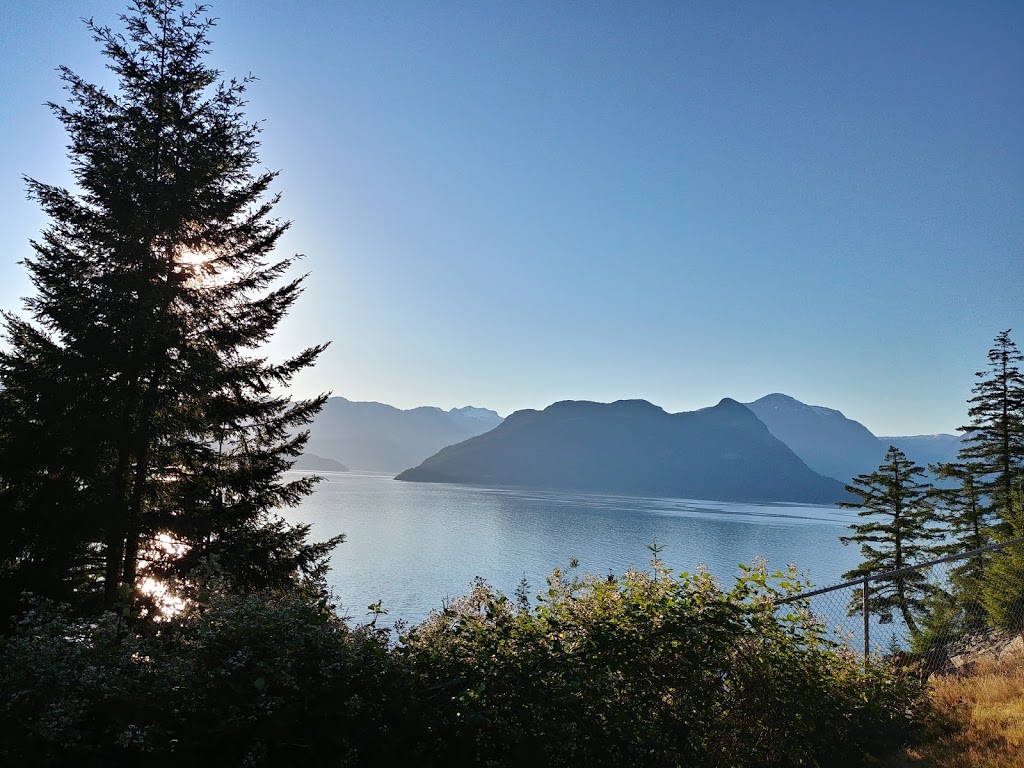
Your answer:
[120,375,162,597]
[103,373,142,609]
[896,577,919,636]
[103,454,128,608]
[103,525,126,609]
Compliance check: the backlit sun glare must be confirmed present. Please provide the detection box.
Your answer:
[174,246,234,288]
[139,532,189,619]
[177,247,212,268]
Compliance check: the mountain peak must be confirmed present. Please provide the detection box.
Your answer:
[744,394,882,484]
[397,397,846,503]
[752,393,845,419]
[757,392,800,404]
[449,405,502,421]
[612,398,666,413]
[541,399,666,416]
[716,397,745,408]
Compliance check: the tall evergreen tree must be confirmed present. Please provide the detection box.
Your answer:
[0,0,339,618]
[927,461,991,627]
[982,486,1024,632]
[839,446,940,636]
[957,329,1024,536]
[930,462,990,553]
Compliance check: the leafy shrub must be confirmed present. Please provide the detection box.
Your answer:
[982,493,1024,634]
[0,560,926,767]
[399,559,925,768]
[982,540,1024,633]
[0,602,156,766]
[0,591,410,767]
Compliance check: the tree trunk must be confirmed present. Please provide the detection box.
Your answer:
[896,576,919,636]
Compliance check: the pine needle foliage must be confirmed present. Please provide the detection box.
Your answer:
[957,329,1024,537]
[982,487,1024,632]
[839,446,941,636]
[927,461,992,627]
[0,0,339,619]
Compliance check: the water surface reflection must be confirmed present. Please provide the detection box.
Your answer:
[283,471,862,627]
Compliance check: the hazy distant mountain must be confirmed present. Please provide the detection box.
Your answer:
[396,398,848,504]
[880,433,964,469]
[744,393,886,484]
[292,453,348,472]
[449,406,501,423]
[304,397,503,472]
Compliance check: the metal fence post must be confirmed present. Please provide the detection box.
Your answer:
[862,576,869,663]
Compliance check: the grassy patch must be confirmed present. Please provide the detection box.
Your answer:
[884,649,1024,767]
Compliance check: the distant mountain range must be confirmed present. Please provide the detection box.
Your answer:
[743,393,962,483]
[292,453,349,472]
[396,398,848,504]
[880,433,964,470]
[296,391,963,503]
[303,397,503,472]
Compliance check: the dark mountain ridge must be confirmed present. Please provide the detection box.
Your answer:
[397,398,848,504]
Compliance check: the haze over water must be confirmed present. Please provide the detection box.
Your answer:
[285,471,863,628]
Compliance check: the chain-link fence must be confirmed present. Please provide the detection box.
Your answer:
[778,537,1024,675]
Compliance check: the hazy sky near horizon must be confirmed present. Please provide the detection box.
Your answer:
[1,1,1021,435]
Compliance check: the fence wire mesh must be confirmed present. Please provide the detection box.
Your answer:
[779,537,1024,676]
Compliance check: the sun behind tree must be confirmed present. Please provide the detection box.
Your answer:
[0,0,340,620]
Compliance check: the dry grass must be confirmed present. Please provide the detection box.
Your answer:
[882,650,1024,768]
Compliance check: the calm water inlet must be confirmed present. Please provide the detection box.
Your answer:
[283,471,864,628]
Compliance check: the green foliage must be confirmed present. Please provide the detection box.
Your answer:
[839,446,941,636]
[957,329,1024,537]
[909,589,969,655]
[927,333,1024,637]
[0,589,409,767]
[982,489,1024,633]
[982,541,1024,633]
[898,332,1024,646]
[832,333,1024,657]
[0,561,926,768]
[927,461,992,627]
[400,559,924,768]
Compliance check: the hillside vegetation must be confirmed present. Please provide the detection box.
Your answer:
[0,559,925,767]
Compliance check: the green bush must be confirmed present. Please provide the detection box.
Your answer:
[0,561,926,767]
[982,540,1024,633]
[0,602,155,766]
[982,492,1024,634]
[400,560,925,768]
[0,592,410,767]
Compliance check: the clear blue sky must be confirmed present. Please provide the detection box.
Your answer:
[1,1,1021,435]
